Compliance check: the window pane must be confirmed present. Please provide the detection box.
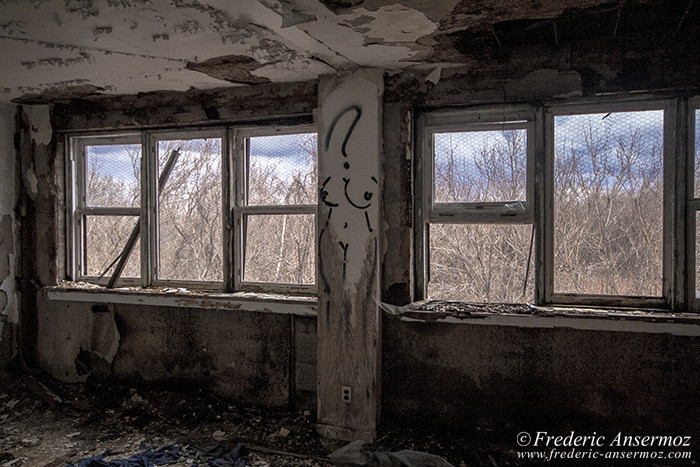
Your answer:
[248,133,317,205]
[553,110,663,296]
[84,215,140,278]
[695,109,700,198]
[243,214,315,285]
[433,129,527,203]
[428,223,534,303]
[157,138,222,282]
[86,144,140,207]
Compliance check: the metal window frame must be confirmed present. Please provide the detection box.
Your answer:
[67,122,318,295]
[68,133,143,287]
[688,98,700,310]
[416,97,696,311]
[415,105,537,301]
[232,124,318,295]
[146,128,227,290]
[545,99,673,308]
[422,106,536,224]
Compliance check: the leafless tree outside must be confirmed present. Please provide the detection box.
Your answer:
[429,110,664,302]
[84,133,317,286]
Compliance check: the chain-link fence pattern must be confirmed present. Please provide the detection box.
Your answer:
[434,129,527,204]
[86,144,141,208]
[553,110,664,296]
[248,133,317,206]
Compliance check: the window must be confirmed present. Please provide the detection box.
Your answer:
[68,124,317,293]
[71,135,142,285]
[233,127,317,293]
[417,98,695,310]
[153,131,223,284]
[551,107,665,299]
[417,108,535,303]
[691,99,700,307]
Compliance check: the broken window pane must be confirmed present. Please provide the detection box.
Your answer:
[84,215,140,278]
[243,214,315,285]
[157,138,222,282]
[247,133,318,205]
[433,129,527,204]
[428,223,534,303]
[86,144,141,208]
[553,110,664,296]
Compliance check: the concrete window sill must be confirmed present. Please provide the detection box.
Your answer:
[380,301,700,336]
[44,282,317,317]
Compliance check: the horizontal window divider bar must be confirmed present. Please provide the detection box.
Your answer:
[146,128,225,140]
[426,121,531,133]
[237,205,316,215]
[238,282,316,294]
[429,211,533,224]
[236,124,317,138]
[77,276,142,287]
[78,207,141,216]
[551,293,665,308]
[152,280,225,291]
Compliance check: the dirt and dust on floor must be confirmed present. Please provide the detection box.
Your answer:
[0,369,547,466]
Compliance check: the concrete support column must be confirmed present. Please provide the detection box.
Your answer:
[316,69,383,441]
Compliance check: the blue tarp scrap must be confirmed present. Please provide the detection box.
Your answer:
[70,443,248,467]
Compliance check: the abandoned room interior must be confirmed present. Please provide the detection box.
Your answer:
[0,0,699,465]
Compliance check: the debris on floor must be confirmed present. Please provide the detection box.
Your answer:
[71,443,246,466]
[0,371,527,466]
[331,440,453,466]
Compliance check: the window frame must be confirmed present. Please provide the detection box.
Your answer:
[66,122,317,294]
[232,124,318,295]
[544,99,674,309]
[146,128,227,290]
[688,97,700,311]
[415,106,537,301]
[69,132,143,287]
[416,97,693,311]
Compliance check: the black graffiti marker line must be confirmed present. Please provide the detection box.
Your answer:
[364,212,373,233]
[320,176,338,219]
[343,177,372,209]
[339,241,349,277]
[324,105,362,158]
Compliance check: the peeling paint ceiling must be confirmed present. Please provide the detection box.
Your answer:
[0,0,693,103]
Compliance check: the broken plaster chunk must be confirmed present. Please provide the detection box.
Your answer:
[426,66,442,85]
[25,169,38,195]
[279,427,290,437]
[4,399,19,409]
[212,430,226,441]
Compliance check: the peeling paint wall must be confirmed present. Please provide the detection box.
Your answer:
[316,69,383,441]
[36,295,300,407]
[16,105,58,367]
[0,103,18,374]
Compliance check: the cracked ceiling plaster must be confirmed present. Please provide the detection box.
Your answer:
[0,0,685,103]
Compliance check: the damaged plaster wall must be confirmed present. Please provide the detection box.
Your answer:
[36,295,297,407]
[16,105,58,367]
[383,318,700,434]
[30,80,320,407]
[316,69,383,441]
[0,103,18,373]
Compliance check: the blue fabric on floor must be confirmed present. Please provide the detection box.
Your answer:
[70,443,247,467]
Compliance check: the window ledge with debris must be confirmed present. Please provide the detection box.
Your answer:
[380,301,700,336]
[45,282,317,317]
